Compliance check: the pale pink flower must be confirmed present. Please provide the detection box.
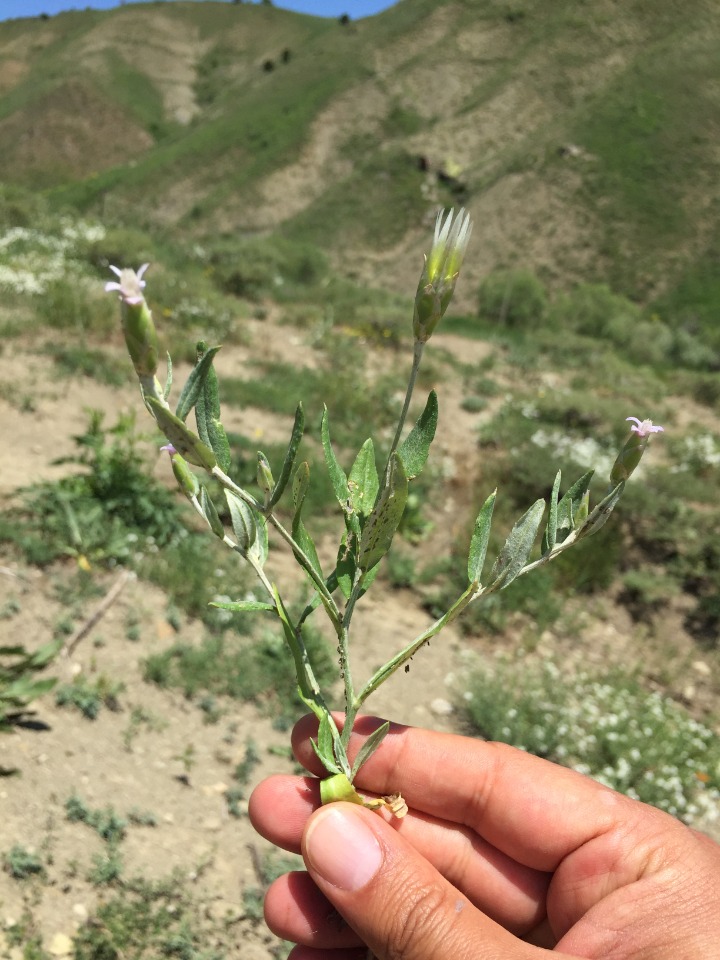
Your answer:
[105,263,150,305]
[626,417,664,437]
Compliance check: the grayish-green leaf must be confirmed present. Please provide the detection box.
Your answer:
[313,714,343,775]
[225,491,257,554]
[576,482,625,540]
[351,721,390,778]
[209,599,275,612]
[348,439,379,518]
[468,489,496,584]
[268,403,305,510]
[146,398,217,469]
[321,406,349,506]
[542,470,562,556]
[490,498,546,590]
[175,345,222,422]
[194,342,231,473]
[556,470,594,543]
[357,453,408,571]
[397,390,438,479]
[292,461,310,515]
[249,514,269,568]
[164,352,173,401]
[200,486,224,539]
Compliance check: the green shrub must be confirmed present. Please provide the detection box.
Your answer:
[3,845,45,880]
[0,411,186,567]
[55,674,124,719]
[549,283,640,337]
[478,269,548,330]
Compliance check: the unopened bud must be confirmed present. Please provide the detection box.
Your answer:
[413,208,472,343]
[610,417,664,485]
[106,264,159,379]
[168,450,200,500]
[256,452,274,499]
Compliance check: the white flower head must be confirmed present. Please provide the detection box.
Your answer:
[425,208,473,287]
[105,263,150,306]
[626,417,664,438]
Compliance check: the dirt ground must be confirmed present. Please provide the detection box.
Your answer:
[0,315,718,959]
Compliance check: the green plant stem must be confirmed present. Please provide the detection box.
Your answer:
[337,568,365,743]
[385,339,424,476]
[354,580,478,710]
[211,466,343,633]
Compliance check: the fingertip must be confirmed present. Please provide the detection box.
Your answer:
[249,774,320,850]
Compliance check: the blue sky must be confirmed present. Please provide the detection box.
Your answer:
[0,0,398,21]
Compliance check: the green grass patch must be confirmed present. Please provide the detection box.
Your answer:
[143,624,335,727]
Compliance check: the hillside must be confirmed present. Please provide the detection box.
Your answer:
[1,0,719,315]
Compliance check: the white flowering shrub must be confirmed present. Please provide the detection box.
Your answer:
[463,660,720,824]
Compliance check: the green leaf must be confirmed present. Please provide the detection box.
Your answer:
[576,481,625,540]
[542,470,562,556]
[293,517,323,579]
[357,453,408,571]
[556,470,594,543]
[249,514,269,568]
[397,390,438,479]
[146,397,217,469]
[351,721,390,778]
[490,498,546,590]
[200,487,224,539]
[164,352,173,401]
[194,343,231,473]
[225,491,257,554]
[321,406,349,506]
[348,439,379,518]
[290,460,322,577]
[209,599,275,612]
[268,403,305,510]
[313,714,343,776]
[292,461,310,515]
[467,489,496,584]
[175,345,222,422]
[334,541,356,600]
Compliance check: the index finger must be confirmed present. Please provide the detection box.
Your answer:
[291,713,646,873]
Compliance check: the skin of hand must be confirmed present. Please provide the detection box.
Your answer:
[249,714,720,960]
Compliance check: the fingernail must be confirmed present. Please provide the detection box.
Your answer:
[305,806,382,891]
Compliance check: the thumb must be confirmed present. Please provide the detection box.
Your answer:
[302,802,544,960]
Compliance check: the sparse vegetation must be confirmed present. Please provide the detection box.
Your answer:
[1,2,719,957]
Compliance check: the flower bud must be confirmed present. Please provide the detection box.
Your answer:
[256,452,275,499]
[105,263,159,379]
[610,417,664,485]
[168,450,200,500]
[413,208,472,342]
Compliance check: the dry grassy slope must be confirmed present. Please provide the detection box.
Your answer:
[0,0,719,300]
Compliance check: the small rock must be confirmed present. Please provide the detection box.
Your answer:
[72,904,88,923]
[430,698,454,717]
[692,660,711,677]
[201,817,222,832]
[683,684,696,702]
[202,782,228,796]
[49,933,73,957]
[163,813,174,824]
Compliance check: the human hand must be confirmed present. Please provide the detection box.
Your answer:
[249,714,720,960]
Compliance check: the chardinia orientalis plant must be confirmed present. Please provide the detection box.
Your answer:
[106,210,663,817]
